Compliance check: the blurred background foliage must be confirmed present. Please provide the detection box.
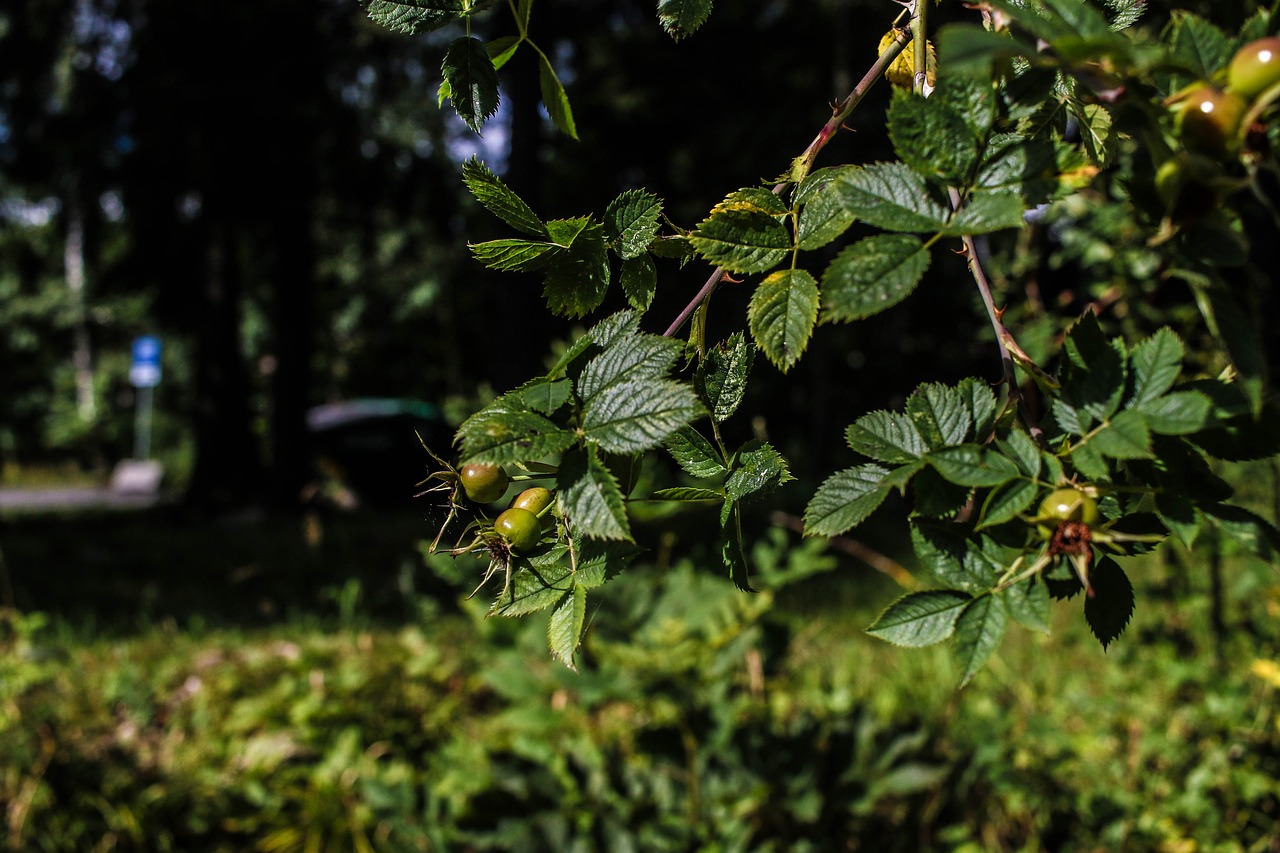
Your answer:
[2,0,1280,848]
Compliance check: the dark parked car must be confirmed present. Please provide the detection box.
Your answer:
[305,398,448,508]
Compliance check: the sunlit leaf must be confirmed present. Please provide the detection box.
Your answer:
[836,162,950,233]
[605,190,663,260]
[820,234,930,323]
[804,464,893,536]
[748,269,820,372]
[867,590,972,647]
[462,158,546,237]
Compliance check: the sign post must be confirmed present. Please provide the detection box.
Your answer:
[129,335,161,460]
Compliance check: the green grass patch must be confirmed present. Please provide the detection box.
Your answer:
[1,509,1278,851]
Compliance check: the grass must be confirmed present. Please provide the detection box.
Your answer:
[2,502,1279,851]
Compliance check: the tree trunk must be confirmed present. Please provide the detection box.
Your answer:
[266,180,317,508]
[63,194,95,426]
[187,220,261,507]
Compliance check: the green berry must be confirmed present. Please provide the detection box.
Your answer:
[1176,84,1248,155]
[459,463,509,504]
[510,487,554,515]
[494,507,541,553]
[1227,37,1280,100]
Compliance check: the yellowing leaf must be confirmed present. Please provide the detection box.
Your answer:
[879,29,937,90]
[1251,659,1280,688]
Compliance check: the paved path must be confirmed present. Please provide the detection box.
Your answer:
[0,486,162,513]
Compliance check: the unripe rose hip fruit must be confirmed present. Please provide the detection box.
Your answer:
[1176,84,1248,155]
[510,486,554,515]
[1036,487,1100,539]
[1228,37,1280,100]
[494,507,541,552]
[459,463,509,504]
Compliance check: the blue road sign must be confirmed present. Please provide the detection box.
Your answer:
[130,335,162,388]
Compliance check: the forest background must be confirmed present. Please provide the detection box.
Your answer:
[2,0,1280,850]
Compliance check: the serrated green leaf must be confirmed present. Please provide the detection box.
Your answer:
[725,440,794,503]
[665,427,726,478]
[650,487,723,502]
[1050,397,1088,437]
[486,34,521,69]
[796,175,856,250]
[1155,491,1199,548]
[975,133,1060,205]
[888,88,978,185]
[442,37,500,134]
[1201,504,1280,560]
[468,239,562,272]
[1003,579,1051,634]
[911,466,974,519]
[1090,410,1152,459]
[619,254,657,311]
[581,379,704,454]
[937,23,1034,76]
[997,428,1042,478]
[907,383,972,448]
[548,584,587,669]
[508,377,572,415]
[461,158,546,237]
[1135,390,1212,435]
[1104,0,1144,30]
[557,447,631,540]
[956,377,999,440]
[1070,440,1109,481]
[657,0,712,40]
[1084,558,1133,650]
[928,444,1021,487]
[953,595,1008,687]
[457,411,577,463]
[364,0,464,35]
[944,190,1026,235]
[748,269,820,373]
[1165,11,1233,87]
[541,221,610,317]
[495,553,573,617]
[883,459,927,492]
[605,190,664,260]
[575,539,637,589]
[844,410,929,464]
[650,235,695,261]
[910,520,1003,593]
[977,477,1038,529]
[1128,327,1184,408]
[982,0,1115,42]
[578,333,682,402]
[819,234,930,324]
[537,51,577,140]
[589,310,641,348]
[1199,287,1266,415]
[697,333,755,423]
[803,464,893,536]
[720,503,753,591]
[836,163,951,233]
[1059,312,1126,424]
[689,194,792,275]
[867,590,972,648]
